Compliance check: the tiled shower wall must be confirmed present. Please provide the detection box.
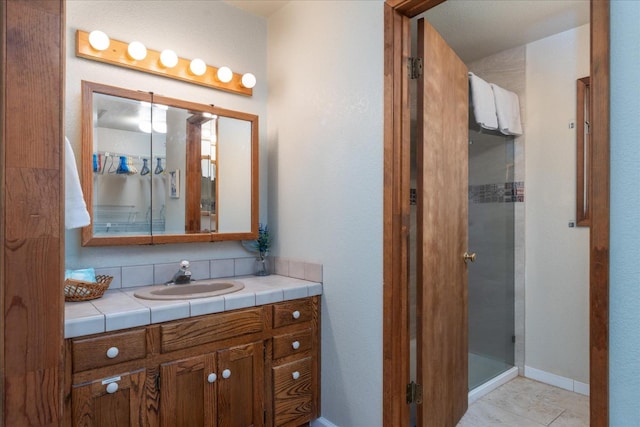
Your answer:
[468,46,526,375]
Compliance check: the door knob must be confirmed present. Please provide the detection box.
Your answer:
[463,252,476,263]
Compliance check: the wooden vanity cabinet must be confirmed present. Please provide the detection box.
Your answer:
[71,368,148,426]
[267,298,320,427]
[65,296,320,427]
[159,341,264,427]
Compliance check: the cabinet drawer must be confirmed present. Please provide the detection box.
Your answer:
[160,307,263,353]
[273,329,312,360]
[273,357,313,426]
[272,299,312,329]
[72,329,146,372]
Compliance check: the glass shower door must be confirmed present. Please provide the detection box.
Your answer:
[467,129,516,390]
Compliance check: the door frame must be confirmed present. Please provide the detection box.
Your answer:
[382,1,610,426]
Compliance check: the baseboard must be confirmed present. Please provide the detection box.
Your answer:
[524,365,590,396]
[468,366,519,405]
[311,417,340,427]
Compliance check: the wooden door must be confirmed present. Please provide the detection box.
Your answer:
[72,369,147,426]
[160,353,217,427]
[217,341,265,427]
[416,17,469,427]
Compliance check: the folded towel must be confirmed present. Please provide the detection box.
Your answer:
[468,72,498,131]
[65,137,91,229]
[65,268,96,282]
[490,83,523,136]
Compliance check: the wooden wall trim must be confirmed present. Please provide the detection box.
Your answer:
[2,0,65,424]
[382,4,411,426]
[589,1,610,425]
[386,0,446,17]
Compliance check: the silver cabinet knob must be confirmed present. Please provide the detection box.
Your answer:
[292,371,300,380]
[292,310,301,319]
[292,341,300,350]
[222,369,231,379]
[207,373,217,383]
[106,382,118,394]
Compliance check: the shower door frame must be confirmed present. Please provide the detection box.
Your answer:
[382,1,610,426]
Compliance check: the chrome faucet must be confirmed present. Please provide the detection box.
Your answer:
[167,260,192,285]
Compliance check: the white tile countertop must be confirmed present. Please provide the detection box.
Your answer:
[64,275,322,339]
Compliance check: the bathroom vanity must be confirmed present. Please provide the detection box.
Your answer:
[63,277,320,427]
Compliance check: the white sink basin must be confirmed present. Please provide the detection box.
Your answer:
[134,280,244,300]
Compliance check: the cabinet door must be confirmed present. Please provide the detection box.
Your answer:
[160,353,217,427]
[72,368,147,427]
[217,341,265,427]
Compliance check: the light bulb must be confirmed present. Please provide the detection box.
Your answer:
[160,49,178,68]
[190,58,207,76]
[127,41,147,60]
[138,121,152,133]
[217,66,233,83]
[241,73,256,89]
[152,121,167,134]
[88,30,110,51]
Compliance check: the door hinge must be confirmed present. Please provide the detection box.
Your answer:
[406,381,423,404]
[408,57,423,79]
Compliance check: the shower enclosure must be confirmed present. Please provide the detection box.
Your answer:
[467,128,515,390]
[409,126,516,420]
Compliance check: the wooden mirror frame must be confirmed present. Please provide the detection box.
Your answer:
[81,81,259,246]
[383,1,610,426]
[577,76,591,227]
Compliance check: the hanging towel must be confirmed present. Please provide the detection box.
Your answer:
[65,137,91,229]
[468,72,498,131]
[490,83,523,136]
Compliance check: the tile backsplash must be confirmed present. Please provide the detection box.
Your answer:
[95,256,323,291]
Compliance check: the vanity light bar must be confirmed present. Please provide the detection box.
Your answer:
[76,30,254,97]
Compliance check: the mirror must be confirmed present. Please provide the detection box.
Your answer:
[81,80,258,246]
[576,76,590,227]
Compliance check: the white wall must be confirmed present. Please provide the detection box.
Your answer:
[267,2,384,426]
[65,0,268,267]
[525,24,590,384]
[610,1,640,424]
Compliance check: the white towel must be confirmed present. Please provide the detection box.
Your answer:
[468,72,498,131]
[65,137,91,229]
[490,83,523,136]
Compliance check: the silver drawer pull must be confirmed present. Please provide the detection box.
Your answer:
[106,346,119,359]
[292,371,300,380]
[207,373,217,383]
[292,341,300,350]
[292,310,301,319]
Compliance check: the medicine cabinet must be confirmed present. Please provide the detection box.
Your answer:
[81,81,258,246]
[576,76,590,227]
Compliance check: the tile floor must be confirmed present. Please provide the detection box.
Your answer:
[458,377,589,426]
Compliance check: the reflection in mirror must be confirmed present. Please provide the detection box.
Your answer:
[81,81,259,246]
[200,116,218,232]
[576,76,590,227]
[92,92,158,238]
[218,117,252,233]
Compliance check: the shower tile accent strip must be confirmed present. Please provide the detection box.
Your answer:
[469,181,525,204]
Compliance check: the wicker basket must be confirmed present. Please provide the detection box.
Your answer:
[64,275,113,302]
